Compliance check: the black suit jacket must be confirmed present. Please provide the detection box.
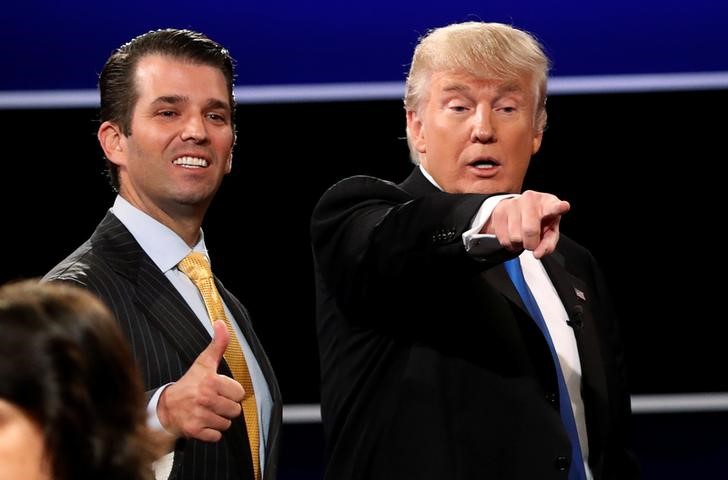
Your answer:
[45,211,282,480]
[311,168,639,480]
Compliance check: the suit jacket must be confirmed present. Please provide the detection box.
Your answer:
[44,211,282,480]
[311,168,639,480]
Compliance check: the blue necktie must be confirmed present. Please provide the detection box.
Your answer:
[504,257,587,480]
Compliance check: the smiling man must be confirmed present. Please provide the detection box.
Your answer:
[45,29,281,480]
[311,22,640,480]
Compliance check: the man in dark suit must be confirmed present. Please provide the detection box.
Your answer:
[311,22,639,479]
[45,29,280,480]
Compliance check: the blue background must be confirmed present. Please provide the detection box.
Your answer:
[2,0,727,91]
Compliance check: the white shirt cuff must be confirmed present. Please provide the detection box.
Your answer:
[147,383,175,432]
[463,194,519,256]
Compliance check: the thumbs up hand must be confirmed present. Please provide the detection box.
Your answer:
[196,320,232,371]
[157,321,245,442]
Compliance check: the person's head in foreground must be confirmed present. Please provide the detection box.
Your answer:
[0,280,160,480]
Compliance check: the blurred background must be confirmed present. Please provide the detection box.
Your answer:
[2,1,727,478]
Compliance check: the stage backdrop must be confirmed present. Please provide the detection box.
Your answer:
[2,0,727,92]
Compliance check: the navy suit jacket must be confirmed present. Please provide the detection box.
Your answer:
[45,211,281,480]
[311,168,639,480]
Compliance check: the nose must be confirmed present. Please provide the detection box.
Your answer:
[180,114,208,143]
[470,111,495,143]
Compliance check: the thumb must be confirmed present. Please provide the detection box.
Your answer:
[196,320,229,370]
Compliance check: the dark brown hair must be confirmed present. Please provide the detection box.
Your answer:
[0,280,160,480]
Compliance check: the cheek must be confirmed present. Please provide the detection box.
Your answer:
[427,123,461,155]
[215,132,235,154]
[0,421,46,472]
[512,152,531,175]
[125,133,156,158]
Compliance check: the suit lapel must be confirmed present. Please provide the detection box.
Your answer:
[482,263,528,313]
[93,212,217,368]
[218,285,281,402]
[541,252,608,395]
[400,166,440,196]
[541,251,609,451]
[134,258,214,366]
[218,285,282,470]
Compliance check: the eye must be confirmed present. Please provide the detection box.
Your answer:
[158,110,178,118]
[206,112,228,123]
[496,106,517,114]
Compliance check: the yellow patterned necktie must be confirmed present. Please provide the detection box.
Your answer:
[178,252,260,480]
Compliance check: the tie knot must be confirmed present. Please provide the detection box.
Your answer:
[178,252,213,283]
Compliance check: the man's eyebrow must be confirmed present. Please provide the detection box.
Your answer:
[497,81,526,95]
[149,96,231,112]
[151,95,187,106]
[441,82,472,94]
[441,81,525,96]
[205,98,232,112]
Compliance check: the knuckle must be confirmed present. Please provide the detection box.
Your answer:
[183,423,203,438]
[196,387,216,408]
[522,227,540,238]
[201,373,220,389]
[521,190,537,200]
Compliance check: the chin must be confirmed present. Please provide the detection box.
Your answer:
[461,181,501,195]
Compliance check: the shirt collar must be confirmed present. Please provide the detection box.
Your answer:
[419,165,444,191]
[110,195,208,273]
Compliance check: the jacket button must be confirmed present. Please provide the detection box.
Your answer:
[554,456,569,471]
[545,392,557,405]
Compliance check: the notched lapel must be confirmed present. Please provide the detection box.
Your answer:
[541,254,596,340]
[217,283,280,398]
[483,263,528,314]
[97,212,221,371]
[399,167,441,196]
[541,254,609,430]
[134,256,213,367]
[217,281,282,474]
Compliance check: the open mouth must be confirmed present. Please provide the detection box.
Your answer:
[173,156,209,168]
[470,159,498,169]
[468,157,500,170]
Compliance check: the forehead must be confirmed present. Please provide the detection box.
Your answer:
[428,69,530,96]
[133,54,231,105]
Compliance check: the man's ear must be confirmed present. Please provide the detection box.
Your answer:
[532,128,544,155]
[225,134,235,174]
[98,121,125,166]
[225,151,233,174]
[406,110,426,154]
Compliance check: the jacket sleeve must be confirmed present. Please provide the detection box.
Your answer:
[311,175,493,316]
